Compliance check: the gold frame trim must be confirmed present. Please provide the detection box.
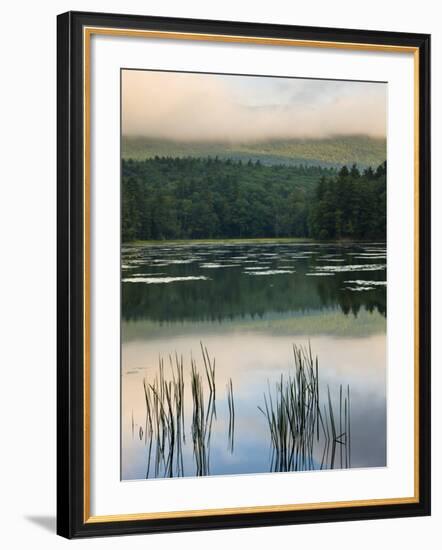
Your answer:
[82,26,420,524]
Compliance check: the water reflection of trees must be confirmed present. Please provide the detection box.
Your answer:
[122,268,386,323]
[315,277,386,317]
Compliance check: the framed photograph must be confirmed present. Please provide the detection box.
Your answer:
[57,11,431,538]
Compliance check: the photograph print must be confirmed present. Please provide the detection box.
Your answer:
[120,69,387,481]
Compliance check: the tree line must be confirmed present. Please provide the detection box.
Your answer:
[122,157,386,242]
[309,162,386,240]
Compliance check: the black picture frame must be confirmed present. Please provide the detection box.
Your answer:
[57,10,431,539]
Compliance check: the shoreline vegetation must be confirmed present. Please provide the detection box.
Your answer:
[138,343,351,477]
[126,237,386,246]
[129,237,314,246]
[122,157,386,243]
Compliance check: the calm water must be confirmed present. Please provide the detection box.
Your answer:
[121,242,387,480]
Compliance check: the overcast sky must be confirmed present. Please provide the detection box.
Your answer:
[122,69,386,142]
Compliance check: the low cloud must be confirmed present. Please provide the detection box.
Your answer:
[122,70,386,142]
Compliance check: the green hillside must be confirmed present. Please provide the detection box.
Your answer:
[122,135,386,168]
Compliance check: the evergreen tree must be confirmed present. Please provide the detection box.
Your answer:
[121,157,386,242]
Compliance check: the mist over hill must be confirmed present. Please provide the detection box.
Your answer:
[122,135,386,169]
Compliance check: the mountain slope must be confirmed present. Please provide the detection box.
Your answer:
[122,135,386,168]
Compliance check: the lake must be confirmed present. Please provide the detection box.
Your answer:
[121,241,386,480]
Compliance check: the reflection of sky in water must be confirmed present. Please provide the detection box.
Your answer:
[121,243,386,480]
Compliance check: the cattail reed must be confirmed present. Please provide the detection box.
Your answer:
[140,344,217,478]
[227,378,235,453]
[136,342,351,478]
[259,344,351,473]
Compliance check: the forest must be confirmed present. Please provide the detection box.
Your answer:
[122,157,386,242]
